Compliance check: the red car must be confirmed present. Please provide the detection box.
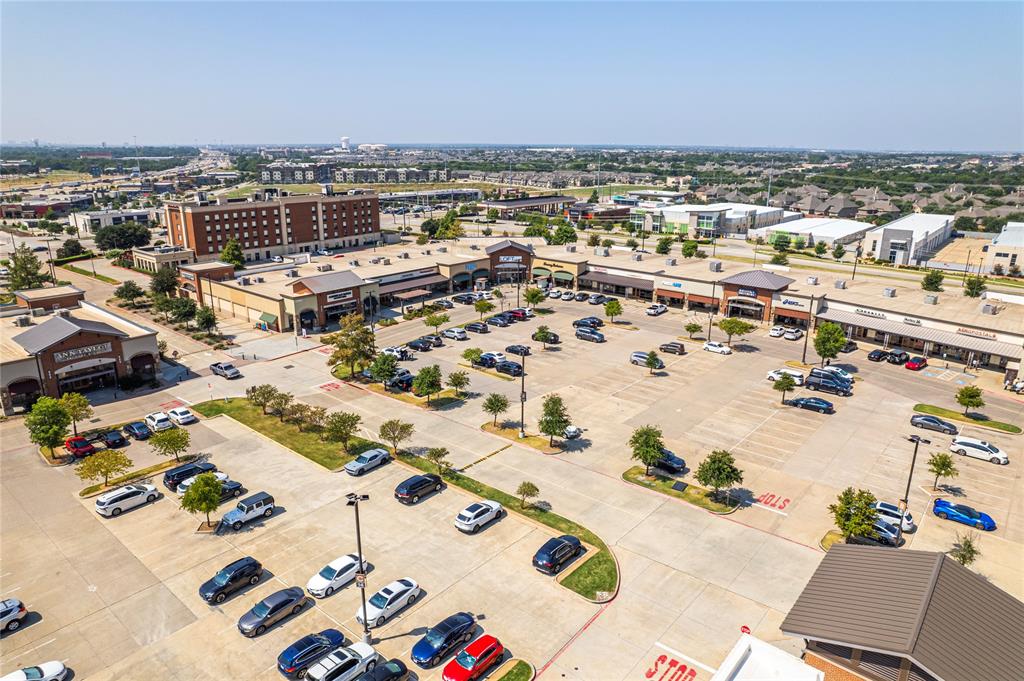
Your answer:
[905,356,928,370]
[64,436,95,458]
[441,634,504,681]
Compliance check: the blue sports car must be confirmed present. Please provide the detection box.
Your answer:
[932,499,996,531]
[410,612,475,668]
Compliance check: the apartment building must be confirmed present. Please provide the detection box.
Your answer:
[332,167,450,183]
[163,188,381,263]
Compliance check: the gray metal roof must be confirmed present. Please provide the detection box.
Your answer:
[718,270,795,291]
[11,315,128,355]
[294,270,365,293]
[484,240,533,255]
[781,544,1024,681]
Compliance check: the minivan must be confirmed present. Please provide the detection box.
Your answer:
[222,492,275,531]
[163,461,217,490]
[805,375,852,397]
[809,367,852,385]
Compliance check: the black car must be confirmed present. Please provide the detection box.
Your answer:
[659,342,685,355]
[495,361,523,377]
[123,421,152,440]
[787,397,835,414]
[100,430,128,448]
[278,629,347,679]
[867,349,890,362]
[434,299,454,309]
[407,339,432,352]
[911,414,958,435]
[505,344,530,356]
[394,474,443,504]
[199,556,264,604]
[657,450,686,474]
[465,321,489,334]
[410,612,476,668]
[495,311,517,323]
[237,587,307,637]
[575,327,605,343]
[355,659,409,681]
[163,461,217,490]
[451,293,476,305]
[486,316,510,328]
[390,374,413,392]
[574,292,589,302]
[532,535,583,574]
[220,480,245,502]
[421,335,443,348]
[532,330,560,344]
[886,349,910,364]
[477,354,499,368]
[572,317,603,328]
[840,340,858,353]
[805,375,852,397]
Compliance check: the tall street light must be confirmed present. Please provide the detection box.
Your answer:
[346,492,372,645]
[518,351,527,439]
[897,435,930,546]
[706,280,718,340]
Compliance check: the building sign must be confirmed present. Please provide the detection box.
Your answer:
[540,260,573,272]
[661,280,683,288]
[54,342,112,363]
[326,290,353,303]
[737,287,758,298]
[903,317,922,326]
[180,272,195,281]
[957,327,997,340]
[377,268,437,284]
[776,297,806,309]
[855,308,887,319]
[465,263,476,272]
[498,255,523,263]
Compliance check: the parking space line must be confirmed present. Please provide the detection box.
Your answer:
[7,637,57,661]
[654,641,717,675]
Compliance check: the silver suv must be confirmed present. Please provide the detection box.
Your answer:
[222,492,275,531]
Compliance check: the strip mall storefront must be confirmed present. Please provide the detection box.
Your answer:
[531,258,582,289]
[579,267,655,300]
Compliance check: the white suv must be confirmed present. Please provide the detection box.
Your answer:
[145,412,173,431]
[95,484,158,517]
[949,437,1008,465]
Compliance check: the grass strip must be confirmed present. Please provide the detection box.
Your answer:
[458,362,516,381]
[913,403,1021,434]
[79,455,195,497]
[622,465,738,513]
[495,660,533,681]
[820,530,845,551]
[61,263,119,284]
[481,422,558,454]
[397,451,617,600]
[362,383,465,409]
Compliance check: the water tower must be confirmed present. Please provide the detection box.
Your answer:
[340,136,350,152]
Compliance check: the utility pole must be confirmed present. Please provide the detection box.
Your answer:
[706,280,718,340]
[851,243,862,280]
[801,295,815,364]
[963,249,972,283]
[518,350,527,439]
[896,435,929,546]
[346,492,372,644]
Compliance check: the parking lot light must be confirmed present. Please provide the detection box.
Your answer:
[346,492,372,644]
[896,435,931,546]
[519,352,527,439]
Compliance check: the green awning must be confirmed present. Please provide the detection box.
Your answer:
[532,267,552,276]
[258,312,278,324]
[553,271,575,282]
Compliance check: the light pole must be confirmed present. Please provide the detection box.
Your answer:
[346,492,372,645]
[897,435,930,546]
[518,351,527,439]
[851,243,862,280]
[706,280,718,340]
[801,295,816,364]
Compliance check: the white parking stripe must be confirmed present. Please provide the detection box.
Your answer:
[8,637,57,661]
[654,641,717,674]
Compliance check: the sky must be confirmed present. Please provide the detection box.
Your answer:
[2,1,1022,152]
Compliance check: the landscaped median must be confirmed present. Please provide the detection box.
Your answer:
[622,466,740,514]
[481,422,558,455]
[360,382,465,409]
[79,455,196,497]
[397,451,619,602]
[913,403,1021,434]
[492,659,534,681]
[61,263,120,284]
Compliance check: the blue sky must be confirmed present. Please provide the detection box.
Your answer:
[3,1,1022,151]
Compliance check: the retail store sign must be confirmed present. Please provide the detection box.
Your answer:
[54,343,112,363]
[661,281,683,288]
[903,317,922,326]
[498,255,523,263]
[778,297,805,308]
[180,272,196,281]
[957,327,997,340]
[737,287,758,298]
[855,308,887,319]
[326,290,353,302]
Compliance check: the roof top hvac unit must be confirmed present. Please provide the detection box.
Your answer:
[316,264,333,272]
[631,253,643,262]
[13,315,31,327]
[398,252,410,259]
[348,260,360,267]
[883,287,897,298]
[565,245,576,253]
[594,247,610,257]
[284,270,299,278]
[708,260,722,272]
[665,258,677,266]
[834,280,847,289]
[239,277,251,286]
[806,276,819,285]
[436,246,447,253]
[380,258,391,265]
[981,303,998,315]
[923,294,938,305]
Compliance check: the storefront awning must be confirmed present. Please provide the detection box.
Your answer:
[579,271,654,291]
[816,308,1023,359]
[532,267,552,276]
[394,289,431,301]
[259,312,278,324]
[553,271,575,282]
[54,357,116,376]
[378,274,448,295]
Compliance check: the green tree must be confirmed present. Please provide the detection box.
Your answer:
[523,224,550,239]
[25,397,71,455]
[601,238,614,248]
[587,189,600,203]
[717,318,756,346]
[180,472,223,526]
[629,425,664,475]
[195,306,217,333]
[953,216,976,231]
[245,384,279,414]
[267,390,294,421]
[369,353,399,385]
[927,451,959,490]
[695,449,744,501]
[949,531,980,567]
[324,313,376,377]
[75,448,133,487]
[379,419,414,455]
[446,370,470,398]
[963,275,987,298]
[538,393,571,445]
[60,392,93,436]
[772,233,791,253]
[814,241,828,257]
[656,237,674,255]
[769,252,789,265]
[813,321,847,366]
[307,406,327,437]
[483,392,510,426]
[171,297,198,327]
[150,427,190,463]
[56,238,85,259]
[413,364,443,403]
[523,287,546,308]
[8,243,49,290]
[921,269,945,292]
[492,289,504,311]
[115,280,144,307]
[604,298,623,321]
[151,293,174,322]
[425,447,452,476]
[684,322,703,338]
[773,373,797,403]
[423,313,449,334]
[831,243,846,261]
[645,351,661,374]
[828,487,878,540]
[150,266,178,296]
[955,385,984,415]
[286,403,312,431]
[486,207,500,221]
[587,233,601,247]
[550,224,578,245]
[324,412,361,452]
[93,221,150,250]
[534,325,553,349]
[462,347,483,365]
[516,481,540,508]
[681,240,699,258]
[474,299,495,319]
[625,238,639,249]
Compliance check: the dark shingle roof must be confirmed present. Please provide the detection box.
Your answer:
[12,315,127,354]
[484,240,533,255]
[781,544,1024,681]
[718,270,794,291]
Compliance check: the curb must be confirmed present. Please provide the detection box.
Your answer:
[492,659,536,681]
[912,407,1020,436]
[621,469,741,516]
[77,455,198,498]
[37,447,69,468]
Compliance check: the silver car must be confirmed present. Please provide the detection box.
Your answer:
[343,448,390,476]
[874,501,915,532]
[1,598,26,633]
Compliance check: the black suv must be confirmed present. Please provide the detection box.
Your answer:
[495,361,523,377]
[394,474,443,504]
[163,461,217,490]
[886,349,910,364]
[532,535,583,574]
[220,480,245,502]
[572,317,603,328]
[465,321,489,334]
[199,556,264,604]
[805,375,852,397]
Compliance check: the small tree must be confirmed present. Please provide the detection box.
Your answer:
[413,364,443,403]
[150,427,190,463]
[813,321,847,366]
[955,385,984,415]
[516,481,540,508]
[681,240,699,258]
[814,241,827,257]
[268,390,294,421]
[483,393,510,426]
[534,325,553,349]
[629,425,664,475]
[769,253,789,266]
[307,406,327,437]
[492,289,505,311]
[286,403,312,431]
[446,370,470,398]
[921,269,945,292]
[717,318,756,346]
[656,237,674,255]
[927,451,958,491]
[604,299,623,322]
[695,450,744,501]
[425,447,452,476]
[195,306,217,334]
[828,487,878,540]
[474,299,495,319]
[949,531,981,567]
[424,313,449,334]
[75,448,133,487]
[773,373,796,403]
[246,384,279,414]
[538,393,571,445]
[587,233,601,247]
[324,412,361,452]
[180,472,223,526]
[220,238,245,270]
[523,287,545,308]
[772,234,791,253]
[831,243,846,261]
[369,353,399,385]
[684,322,703,339]
[152,293,175,322]
[150,266,178,296]
[115,280,144,307]
[323,313,376,378]
[645,351,661,374]
[60,392,93,436]
[379,419,414,455]
[25,397,71,455]
[486,207,500,221]
[963,275,987,298]
[462,347,483,365]
[171,297,198,328]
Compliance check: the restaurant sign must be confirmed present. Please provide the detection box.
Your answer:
[957,326,997,340]
[855,308,887,319]
[54,342,112,363]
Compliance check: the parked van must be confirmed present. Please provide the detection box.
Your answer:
[222,492,275,531]
[806,374,852,397]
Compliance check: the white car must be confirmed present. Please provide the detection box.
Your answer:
[874,501,915,532]
[821,366,853,382]
[0,267,9,277]
[95,484,158,517]
[271,255,284,262]
[1,661,68,681]
[356,578,421,628]
[343,448,390,476]
[547,289,562,298]
[442,328,468,341]
[144,411,173,431]
[769,325,786,337]
[560,290,575,300]
[784,328,803,340]
[306,643,379,681]
[167,407,197,425]
[949,437,1009,465]
[703,341,732,355]
[176,471,229,496]
[306,553,365,598]
[473,290,494,300]
[382,346,409,359]
[482,351,506,364]
[454,500,503,533]
[766,368,804,385]
[316,249,331,256]
[646,304,668,316]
